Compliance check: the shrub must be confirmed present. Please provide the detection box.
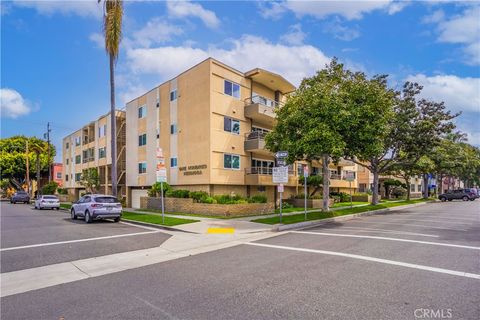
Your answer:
[148,182,172,197]
[189,191,209,202]
[391,187,406,198]
[281,202,293,209]
[41,181,58,195]
[166,189,190,198]
[213,194,248,204]
[330,191,350,202]
[248,194,267,203]
[202,196,217,204]
[57,188,68,195]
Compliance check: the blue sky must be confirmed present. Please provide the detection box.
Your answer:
[1,0,479,161]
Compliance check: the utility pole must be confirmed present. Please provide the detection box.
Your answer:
[45,122,52,182]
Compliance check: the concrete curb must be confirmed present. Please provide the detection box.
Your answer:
[271,201,433,232]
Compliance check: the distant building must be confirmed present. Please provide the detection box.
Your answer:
[52,163,63,187]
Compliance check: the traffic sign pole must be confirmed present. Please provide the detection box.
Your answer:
[304,166,309,221]
[279,186,283,223]
[161,182,165,224]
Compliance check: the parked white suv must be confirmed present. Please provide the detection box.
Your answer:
[34,195,60,210]
[71,194,122,223]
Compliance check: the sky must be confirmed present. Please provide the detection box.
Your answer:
[1,0,479,162]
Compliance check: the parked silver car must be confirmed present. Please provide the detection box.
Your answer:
[10,191,30,204]
[34,195,60,210]
[70,194,122,223]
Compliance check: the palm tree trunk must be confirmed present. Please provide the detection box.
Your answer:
[109,53,118,197]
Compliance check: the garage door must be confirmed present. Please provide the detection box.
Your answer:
[131,189,148,209]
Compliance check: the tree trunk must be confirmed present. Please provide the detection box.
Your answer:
[405,176,411,201]
[423,173,429,199]
[36,152,40,195]
[438,173,443,194]
[322,154,330,211]
[109,54,118,197]
[371,163,380,205]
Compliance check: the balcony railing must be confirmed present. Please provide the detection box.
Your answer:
[245,131,268,141]
[245,167,295,175]
[244,95,281,108]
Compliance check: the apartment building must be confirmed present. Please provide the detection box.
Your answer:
[125,58,358,208]
[62,111,126,199]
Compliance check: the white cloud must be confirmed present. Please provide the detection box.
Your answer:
[132,18,183,48]
[89,33,104,49]
[424,5,480,65]
[260,0,407,20]
[166,0,220,29]
[405,74,480,114]
[10,0,101,18]
[280,24,306,45]
[323,18,360,41]
[0,88,33,119]
[125,35,331,88]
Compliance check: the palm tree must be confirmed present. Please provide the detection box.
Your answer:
[99,0,123,197]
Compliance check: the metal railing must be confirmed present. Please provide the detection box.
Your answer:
[244,95,281,108]
[245,131,268,141]
[245,167,295,175]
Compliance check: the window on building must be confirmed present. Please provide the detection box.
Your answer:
[170,90,177,101]
[251,159,273,174]
[98,124,107,137]
[138,105,146,118]
[56,172,62,179]
[138,162,147,174]
[66,158,69,165]
[170,157,177,168]
[223,117,240,134]
[156,128,160,139]
[75,173,81,182]
[75,155,81,164]
[418,184,422,192]
[410,184,415,192]
[75,136,81,146]
[99,147,106,158]
[224,80,240,99]
[138,134,147,146]
[65,175,69,182]
[66,142,69,149]
[359,183,367,192]
[170,124,177,134]
[224,154,240,170]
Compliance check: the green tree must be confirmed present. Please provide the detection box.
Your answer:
[41,181,59,195]
[266,59,349,211]
[99,0,123,197]
[79,168,100,194]
[298,174,323,197]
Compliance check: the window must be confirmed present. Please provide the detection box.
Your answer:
[75,173,81,182]
[66,142,69,149]
[138,105,146,118]
[170,157,177,168]
[66,175,69,182]
[75,136,81,146]
[138,162,147,174]
[98,124,106,137]
[170,124,177,134]
[66,158,69,165]
[224,154,240,170]
[223,117,240,134]
[170,90,177,101]
[138,134,147,146]
[156,128,160,139]
[418,184,422,192]
[297,164,306,176]
[410,184,415,192]
[99,147,106,158]
[224,80,240,99]
[56,172,62,179]
[251,159,273,174]
[75,155,81,164]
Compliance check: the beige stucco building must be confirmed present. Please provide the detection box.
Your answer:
[125,58,358,208]
[62,111,126,199]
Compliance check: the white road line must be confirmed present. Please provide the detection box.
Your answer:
[351,221,467,231]
[291,231,480,250]
[330,226,439,237]
[398,214,479,221]
[245,242,480,280]
[365,218,474,226]
[0,231,160,252]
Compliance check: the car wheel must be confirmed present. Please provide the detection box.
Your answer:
[85,211,92,223]
[462,196,469,201]
[440,197,446,202]
[114,217,121,223]
[71,208,77,220]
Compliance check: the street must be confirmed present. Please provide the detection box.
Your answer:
[1,201,479,319]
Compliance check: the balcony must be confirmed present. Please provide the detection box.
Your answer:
[244,131,271,156]
[244,95,279,127]
[245,167,297,186]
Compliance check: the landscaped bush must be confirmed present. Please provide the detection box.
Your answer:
[166,189,190,198]
[189,191,209,203]
[148,182,172,197]
[202,196,217,204]
[281,202,293,209]
[41,181,58,195]
[291,193,323,200]
[57,188,68,195]
[248,194,267,203]
[330,191,350,202]
[391,187,406,198]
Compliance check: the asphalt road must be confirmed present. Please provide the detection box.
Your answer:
[0,202,171,272]
[1,201,479,319]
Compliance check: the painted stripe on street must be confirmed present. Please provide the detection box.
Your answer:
[0,231,160,252]
[333,226,439,237]
[245,242,480,280]
[207,228,235,234]
[291,231,480,250]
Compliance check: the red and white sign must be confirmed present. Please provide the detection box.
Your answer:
[303,166,309,177]
[278,184,284,193]
[156,148,167,182]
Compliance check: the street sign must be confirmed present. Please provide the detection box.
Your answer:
[275,151,288,159]
[277,184,284,193]
[276,159,286,166]
[156,147,167,183]
[345,171,355,182]
[272,166,288,183]
[303,166,309,177]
